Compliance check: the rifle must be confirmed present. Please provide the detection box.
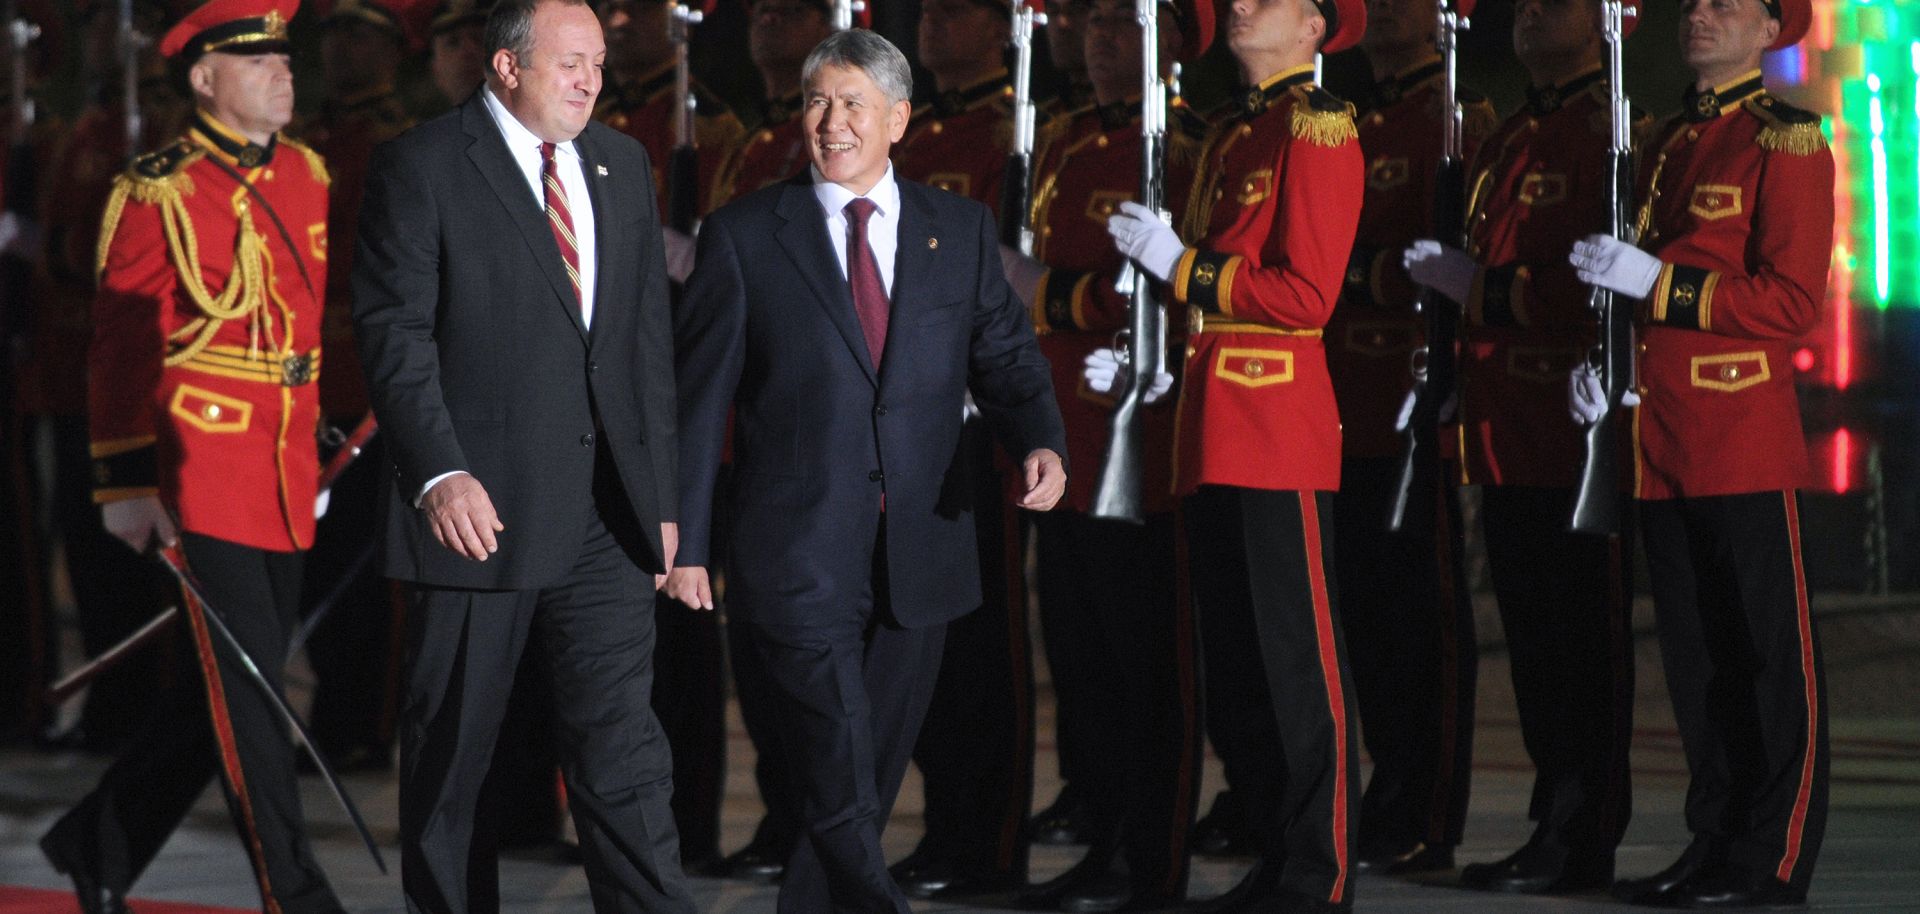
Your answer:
[830,0,866,31]
[118,0,143,158]
[998,0,1045,253]
[1385,0,1469,531]
[1087,0,1166,524]
[1568,0,1635,534]
[665,0,703,234]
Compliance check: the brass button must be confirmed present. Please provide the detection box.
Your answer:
[1186,346,1197,358]
[1096,136,1109,148]
[203,403,222,420]
[1720,364,1740,381]
[1686,130,1699,141]
[1245,358,1265,377]
[1637,343,1648,353]
[930,122,944,135]
[1637,384,1650,395]
[1214,189,1224,200]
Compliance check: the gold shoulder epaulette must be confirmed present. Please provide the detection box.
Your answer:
[124,140,203,203]
[1288,84,1357,148]
[1461,90,1499,145]
[279,135,332,187]
[1745,95,1826,155]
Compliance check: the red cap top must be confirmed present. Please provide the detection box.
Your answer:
[1318,0,1366,55]
[159,0,300,59]
[1167,0,1214,63]
[1766,0,1809,50]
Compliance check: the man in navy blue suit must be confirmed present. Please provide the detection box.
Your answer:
[666,28,1067,914]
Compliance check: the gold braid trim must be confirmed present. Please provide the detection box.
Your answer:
[1288,88,1357,148]
[96,169,199,278]
[283,136,332,187]
[1755,121,1826,155]
[156,187,273,368]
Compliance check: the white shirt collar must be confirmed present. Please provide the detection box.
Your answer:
[481,84,580,162]
[811,162,901,220]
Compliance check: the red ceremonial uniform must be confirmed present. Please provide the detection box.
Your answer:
[1026,99,1205,514]
[299,88,411,420]
[895,72,1014,215]
[595,62,746,220]
[709,93,807,210]
[1165,64,1362,494]
[89,113,331,553]
[1328,58,1495,457]
[1457,69,1624,487]
[1629,71,1828,499]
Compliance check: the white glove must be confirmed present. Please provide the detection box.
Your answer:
[999,244,1047,311]
[102,495,178,554]
[315,488,332,520]
[662,227,697,285]
[1568,364,1641,427]
[1402,239,1477,305]
[1084,348,1174,403]
[1106,201,1186,283]
[1393,387,1458,432]
[1570,234,1662,300]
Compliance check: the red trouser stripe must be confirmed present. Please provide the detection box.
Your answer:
[1775,491,1819,883]
[176,575,282,914]
[1299,495,1349,903]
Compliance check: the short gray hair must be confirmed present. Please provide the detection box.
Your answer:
[801,29,913,106]
[484,0,588,65]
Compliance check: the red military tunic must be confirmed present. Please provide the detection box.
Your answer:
[1328,58,1495,458]
[1026,97,1206,514]
[709,93,808,210]
[1457,69,1625,488]
[89,113,331,553]
[595,62,746,220]
[895,71,1013,215]
[1629,71,1829,499]
[299,87,411,421]
[1165,64,1362,494]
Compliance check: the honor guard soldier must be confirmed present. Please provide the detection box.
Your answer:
[1327,0,1493,877]
[1404,0,1642,895]
[1001,1,1212,908]
[594,0,745,221]
[887,0,1036,900]
[1039,0,1095,122]
[296,0,420,774]
[427,0,489,105]
[36,1,346,911]
[708,0,833,209]
[1570,0,1830,906]
[1104,0,1366,908]
[19,0,185,752]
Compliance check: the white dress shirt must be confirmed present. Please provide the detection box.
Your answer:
[811,163,900,298]
[482,85,599,328]
[419,89,602,506]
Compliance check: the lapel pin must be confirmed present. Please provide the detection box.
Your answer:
[927,237,938,249]
[596,165,609,176]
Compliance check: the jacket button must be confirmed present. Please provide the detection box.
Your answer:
[581,433,595,447]
[874,404,888,416]
[588,361,598,373]
[868,470,883,482]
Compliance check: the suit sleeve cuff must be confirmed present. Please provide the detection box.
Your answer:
[90,437,158,503]
[1173,248,1242,316]
[1649,263,1717,332]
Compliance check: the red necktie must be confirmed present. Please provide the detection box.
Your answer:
[844,197,889,368]
[541,142,583,313]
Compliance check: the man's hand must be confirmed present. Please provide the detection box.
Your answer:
[1016,448,1067,512]
[1106,201,1185,282]
[102,495,178,554]
[998,244,1047,311]
[663,227,697,285]
[656,521,679,591]
[665,565,715,611]
[1570,233,1662,300]
[1402,239,1477,305]
[420,472,504,561]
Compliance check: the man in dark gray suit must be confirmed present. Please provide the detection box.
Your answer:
[666,28,1068,914]
[350,0,695,909]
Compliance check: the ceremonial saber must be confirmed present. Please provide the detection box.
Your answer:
[156,544,389,874]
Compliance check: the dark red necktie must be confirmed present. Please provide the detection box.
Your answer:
[844,197,889,368]
[541,142,583,314]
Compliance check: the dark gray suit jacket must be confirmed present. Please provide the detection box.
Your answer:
[674,172,1065,629]
[353,92,677,590]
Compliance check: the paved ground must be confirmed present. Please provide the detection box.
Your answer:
[3,593,1917,912]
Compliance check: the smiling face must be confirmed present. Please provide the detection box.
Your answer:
[1679,0,1776,85]
[192,51,297,142]
[493,0,606,143]
[802,62,910,195]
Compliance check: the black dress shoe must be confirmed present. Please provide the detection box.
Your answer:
[1672,865,1806,909]
[1613,838,1724,905]
[1058,870,1134,913]
[1354,841,1454,875]
[1192,791,1256,857]
[1459,840,1613,894]
[893,857,1022,900]
[1193,858,1280,913]
[1032,786,1095,846]
[40,820,130,914]
[717,843,789,883]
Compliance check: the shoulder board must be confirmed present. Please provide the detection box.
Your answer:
[1745,95,1826,155]
[1288,84,1357,148]
[279,136,332,187]
[123,140,204,203]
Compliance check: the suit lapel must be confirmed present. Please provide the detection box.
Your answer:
[461,97,589,342]
[773,178,877,387]
[882,184,937,388]
[576,129,617,347]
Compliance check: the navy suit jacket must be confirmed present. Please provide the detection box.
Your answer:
[675,172,1065,629]
[353,93,678,590]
